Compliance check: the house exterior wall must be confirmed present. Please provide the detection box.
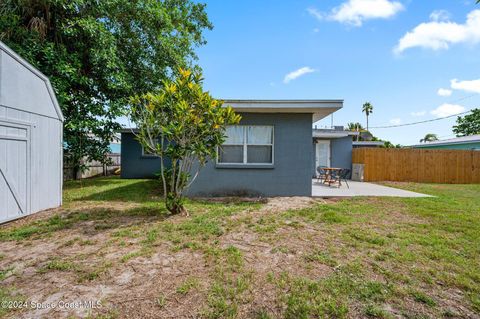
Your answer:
[187,113,313,197]
[413,143,480,150]
[121,113,314,196]
[120,132,165,179]
[313,136,353,175]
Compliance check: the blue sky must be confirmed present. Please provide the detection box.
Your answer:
[195,0,480,145]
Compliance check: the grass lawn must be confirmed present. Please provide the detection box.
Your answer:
[0,177,479,318]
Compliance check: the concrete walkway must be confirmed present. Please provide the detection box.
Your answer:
[312,180,431,198]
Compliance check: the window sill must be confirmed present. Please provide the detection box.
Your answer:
[215,163,274,169]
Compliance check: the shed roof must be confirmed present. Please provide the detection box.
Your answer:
[411,134,480,148]
[0,41,64,121]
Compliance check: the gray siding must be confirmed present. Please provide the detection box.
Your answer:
[120,133,166,179]
[187,113,313,197]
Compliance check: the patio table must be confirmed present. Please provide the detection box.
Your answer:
[322,167,342,186]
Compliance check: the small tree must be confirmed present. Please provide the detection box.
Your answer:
[362,102,374,131]
[453,109,480,136]
[130,69,241,215]
[420,133,439,143]
[346,122,365,141]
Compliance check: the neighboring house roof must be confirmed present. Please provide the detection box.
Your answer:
[352,141,385,147]
[313,129,358,139]
[223,99,343,122]
[0,41,64,122]
[411,135,480,148]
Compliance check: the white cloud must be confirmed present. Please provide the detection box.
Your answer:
[411,111,426,117]
[430,103,465,118]
[429,10,451,22]
[283,67,315,84]
[451,78,480,93]
[307,8,324,20]
[313,28,320,33]
[389,118,402,125]
[437,88,453,96]
[394,10,480,54]
[309,0,404,27]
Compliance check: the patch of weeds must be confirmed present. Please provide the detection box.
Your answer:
[347,229,386,246]
[253,309,272,319]
[320,209,351,224]
[120,251,143,263]
[224,245,244,269]
[94,222,117,231]
[120,247,153,263]
[303,249,337,267]
[156,293,166,308]
[206,272,253,319]
[204,245,253,319]
[78,261,112,282]
[0,287,25,317]
[177,277,200,295]
[271,246,295,255]
[410,290,436,307]
[112,228,139,239]
[40,258,78,273]
[253,217,278,234]
[364,303,392,318]
[0,253,4,260]
[0,267,14,281]
[374,250,396,262]
[271,263,392,318]
[356,281,392,302]
[142,229,159,246]
[469,292,480,312]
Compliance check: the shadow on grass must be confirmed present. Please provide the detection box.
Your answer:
[69,179,162,203]
[0,205,170,241]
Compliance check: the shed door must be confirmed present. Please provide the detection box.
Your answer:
[0,121,30,222]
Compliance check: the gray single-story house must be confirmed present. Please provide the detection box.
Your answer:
[121,100,355,197]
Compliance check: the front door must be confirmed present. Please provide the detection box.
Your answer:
[315,140,330,169]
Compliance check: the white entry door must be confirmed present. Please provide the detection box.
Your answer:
[315,140,330,169]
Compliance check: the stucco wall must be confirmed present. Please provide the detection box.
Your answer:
[313,136,353,176]
[187,113,313,197]
[120,133,165,179]
[121,113,314,196]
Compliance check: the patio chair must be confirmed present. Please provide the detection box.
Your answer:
[332,168,350,188]
[316,166,327,183]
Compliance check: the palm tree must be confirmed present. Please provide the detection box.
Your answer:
[419,133,439,143]
[362,102,373,131]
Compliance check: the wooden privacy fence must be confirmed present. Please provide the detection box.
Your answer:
[352,148,480,183]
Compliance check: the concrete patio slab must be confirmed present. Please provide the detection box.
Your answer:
[312,180,432,198]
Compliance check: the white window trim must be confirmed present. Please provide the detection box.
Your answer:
[217,125,274,165]
[141,139,160,157]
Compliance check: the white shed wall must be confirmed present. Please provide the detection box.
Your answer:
[0,42,63,223]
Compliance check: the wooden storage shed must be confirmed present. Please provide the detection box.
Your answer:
[0,41,64,223]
